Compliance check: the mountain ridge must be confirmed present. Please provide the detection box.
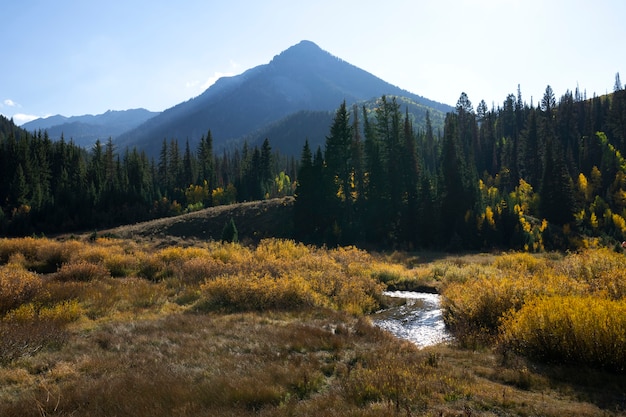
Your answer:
[22,108,158,147]
[116,40,453,156]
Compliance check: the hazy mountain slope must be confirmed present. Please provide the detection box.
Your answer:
[245,95,449,157]
[22,109,158,147]
[117,40,453,156]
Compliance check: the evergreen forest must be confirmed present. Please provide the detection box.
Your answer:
[295,80,626,250]
[0,123,296,236]
[2,78,626,252]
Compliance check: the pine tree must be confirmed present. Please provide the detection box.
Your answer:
[363,103,387,243]
[325,101,352,203]
[221,217,238,243]
[157,139,168,194]
[324,101,353,242]
[183,139,196,187]
[294,140,316,241]
[400,109,420,246]
[439,112,477,247]
[260,138,273,197]
[539,138,575,225]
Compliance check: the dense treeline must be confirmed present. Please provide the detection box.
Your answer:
[295,78,626,251]
[3,76,626,250]
[0,119,296,236]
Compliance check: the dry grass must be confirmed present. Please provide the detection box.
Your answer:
[0,236,624,416]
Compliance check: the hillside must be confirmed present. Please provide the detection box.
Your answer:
[101,197,295,243]
[117,40,452,157]
[245,96,448,157]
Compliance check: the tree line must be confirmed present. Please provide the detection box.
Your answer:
[295,76,626,251]
[2,74,625,251]
[0,120,296,236]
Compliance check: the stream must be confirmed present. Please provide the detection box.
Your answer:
[373,291,452,348]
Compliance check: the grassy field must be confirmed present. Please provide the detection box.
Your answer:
[0,232,625,416]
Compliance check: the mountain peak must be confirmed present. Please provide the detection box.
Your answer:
[270,40,330,66]
[118,41,453,157]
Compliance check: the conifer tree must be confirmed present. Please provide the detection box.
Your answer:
[294,140,316,241]
[439,112,477,247]
[539,137,575,225]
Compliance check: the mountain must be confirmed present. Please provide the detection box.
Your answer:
[22,109,158,148]
[117,40,453,156]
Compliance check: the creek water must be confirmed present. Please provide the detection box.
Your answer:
[373,291,452,348]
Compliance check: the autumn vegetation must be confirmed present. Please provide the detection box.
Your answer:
[0,234,624,416]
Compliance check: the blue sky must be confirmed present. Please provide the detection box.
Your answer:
[1,0,625,125]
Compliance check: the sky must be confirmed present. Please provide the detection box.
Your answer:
[1,0,625,125]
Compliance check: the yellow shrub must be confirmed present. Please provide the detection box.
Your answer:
[556,248,626,299]
[178,257,225,283]
[501,296,626,371]
[39,300,84,323]
[104,252,138,277]
[442,270,586,341]
[136,252,166,281]
[0,237,40,264]
[158,246,210,264]
[334,278,380,315]
[38,239,83,271]
[0,264,42,315]
[492,252,547,275]
[6,300,84,324]
[55,261,110,282]
[255,239,311,261]
[207,241,253,264]
[198,272,319,312]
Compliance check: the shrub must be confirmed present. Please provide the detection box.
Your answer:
[5,300,83,324]
[500,295,626,371]
[103,252,138,277]
[492,252,547,275]
[442,270,586,344]
[0,264,42,315]
[136,253,165,281]
[177,257,224,283]
[197,272,319,312]
[55,261,110,282]
[0,237,40,264]
[556,248,626,299]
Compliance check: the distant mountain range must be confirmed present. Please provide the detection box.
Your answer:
[22,109,158,148]
[25,40,454,156]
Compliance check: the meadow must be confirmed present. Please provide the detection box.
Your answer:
[0,235,625,416]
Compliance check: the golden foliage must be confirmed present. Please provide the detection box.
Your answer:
[0,264,42,315]
[55,261,111,282]
[444,248,626,368]
[501,296,626,371]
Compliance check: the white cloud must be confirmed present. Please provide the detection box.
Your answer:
[2,99,19,108]
[185,80,200,88]
[12,113,40,125]
[201,71,235,90]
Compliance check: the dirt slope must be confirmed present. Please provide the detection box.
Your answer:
[102,197,295,243]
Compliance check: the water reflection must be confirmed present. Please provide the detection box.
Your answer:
[373,291,451,348]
